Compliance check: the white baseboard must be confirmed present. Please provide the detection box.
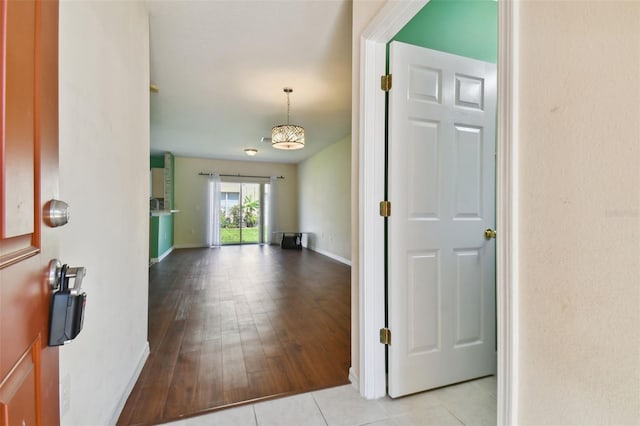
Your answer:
[349,367,359,390]
[306,246,352,266]
[173,243,208,249]
[172,243,351,268]
[150,246,174,264]
[109,341,149,426]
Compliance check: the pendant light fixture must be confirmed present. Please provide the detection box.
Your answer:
[271,88,305,150]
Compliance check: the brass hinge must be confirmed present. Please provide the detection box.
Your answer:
[380,328,391,345]
[381,74,392,92]
[379,201,391,217]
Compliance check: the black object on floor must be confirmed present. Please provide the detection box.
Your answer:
[281,232,302,249]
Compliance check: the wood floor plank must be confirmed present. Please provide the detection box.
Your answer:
[162,349,200,419]
[190,338,224,412]
[264,355,302,392]
[239,323,268,374]
[221,331,249,391]
[129,319,187,424]
[118,245,350,425]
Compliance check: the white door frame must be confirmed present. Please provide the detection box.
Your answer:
[357,1,519,424]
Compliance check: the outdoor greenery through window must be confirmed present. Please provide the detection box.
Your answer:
[220,182,265,244]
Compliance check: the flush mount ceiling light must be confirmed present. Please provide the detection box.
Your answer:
[244,148,258,156]
[272,88,305,150]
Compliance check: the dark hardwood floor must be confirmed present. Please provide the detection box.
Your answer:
[117,245,351,425]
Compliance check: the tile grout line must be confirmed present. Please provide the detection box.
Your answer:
[311,392,330,426]
[252,404,259,426]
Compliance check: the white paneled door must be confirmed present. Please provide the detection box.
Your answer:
[387,42,497,398]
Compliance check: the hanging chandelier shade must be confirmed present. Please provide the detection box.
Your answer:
[272,88,305,150]
[272,124,305,150]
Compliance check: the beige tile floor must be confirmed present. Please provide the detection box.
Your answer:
[163,376,496,426]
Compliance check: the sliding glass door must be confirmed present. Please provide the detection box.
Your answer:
[219,182,266,245]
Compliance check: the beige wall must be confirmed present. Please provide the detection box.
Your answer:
[58,1,150,424]
[298,135,352,263]
[517,2,640,424]
[173,156,298,247]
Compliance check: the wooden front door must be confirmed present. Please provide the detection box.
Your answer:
[0,0,60,424]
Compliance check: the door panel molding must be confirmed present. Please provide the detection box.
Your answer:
[0,337,41,425]
[0,0,40,269]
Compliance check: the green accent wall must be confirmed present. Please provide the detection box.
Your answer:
[150,216,159,258]
[150,155,164,168]
[150,215,173,259]
[391,0,497,64]
[149,152,175,260]
[168,154,175,249]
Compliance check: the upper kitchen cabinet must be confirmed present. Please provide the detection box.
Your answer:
[150,152,174,210]
[151,167,164,199]
[163,152,173,210]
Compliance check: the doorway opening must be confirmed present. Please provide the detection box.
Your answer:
[359,0,515,422]
[219,181,269,245]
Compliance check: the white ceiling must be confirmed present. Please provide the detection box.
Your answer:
[147,0,353,164]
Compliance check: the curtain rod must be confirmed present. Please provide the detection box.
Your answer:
[198,172,284,179]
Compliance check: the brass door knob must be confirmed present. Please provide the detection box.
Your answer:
[484,228,497,240]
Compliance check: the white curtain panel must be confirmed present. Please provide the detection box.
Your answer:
[268,176,279,244]
[206,173,221,247]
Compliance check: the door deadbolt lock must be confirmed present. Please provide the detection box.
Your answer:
[47,259,85,291]
[484,228,497,240]
[44,199,70,227]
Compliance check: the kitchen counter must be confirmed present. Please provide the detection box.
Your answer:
[150,209,180,216]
